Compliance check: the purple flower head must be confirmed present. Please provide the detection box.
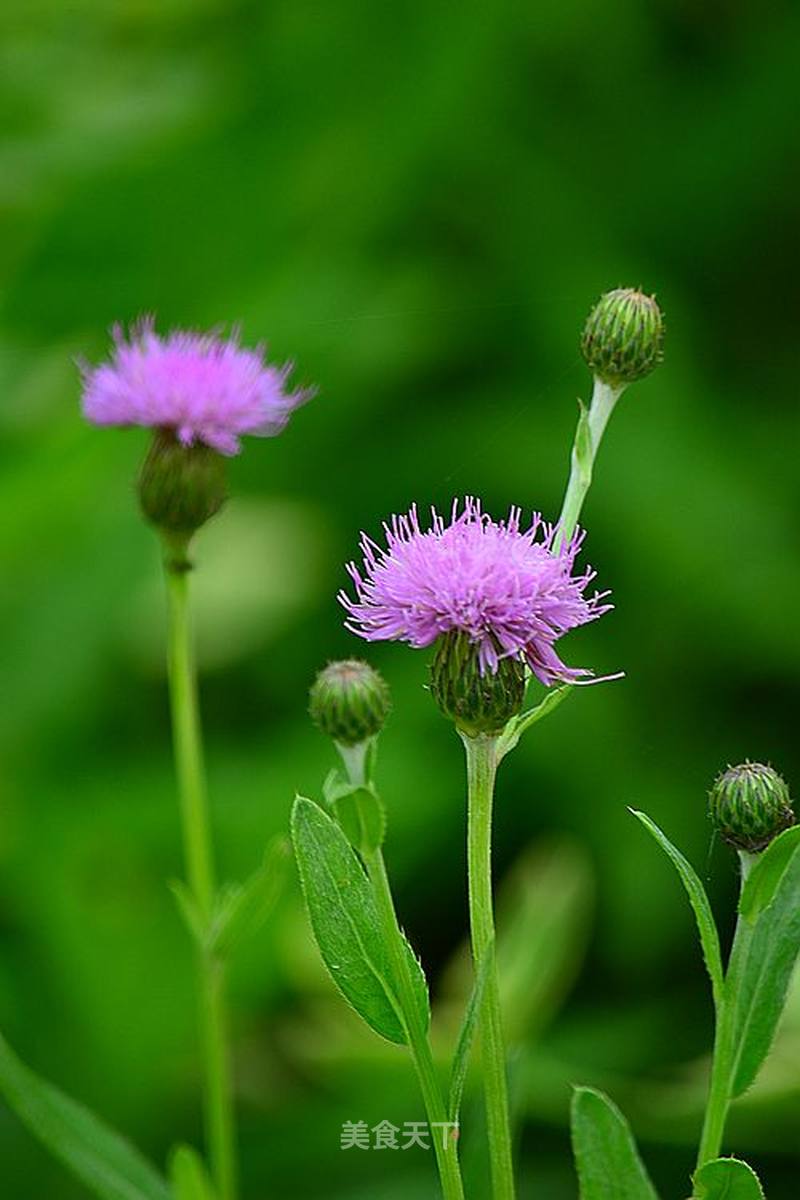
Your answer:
[80,319,313,455]
[339,498,614,687]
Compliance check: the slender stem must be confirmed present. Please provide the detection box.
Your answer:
[696,855,756,1169]
[369,850,465,1200]
[554,378,622,552]
[165,559,238,1200]
[696,1003,734,1168]
[200,958,237,1200]
[166,565,215,919]
[463,733,516,1200]
[339,746,464,1200]
[335,739,370,789]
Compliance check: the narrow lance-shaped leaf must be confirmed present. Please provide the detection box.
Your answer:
[0,1034,171,1200]
[739,825,800,923]
[448,939,493,1123]
[571,1086,660,1200]
[399,933,431,1037]
[692,1157,764,1199]
[292,795,426,1044]
[726,827,800,1096]
[630,810,724,1009]
[497,684,573,759]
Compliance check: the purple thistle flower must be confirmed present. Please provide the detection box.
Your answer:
[80,319,313,455]
[339,498,614,687]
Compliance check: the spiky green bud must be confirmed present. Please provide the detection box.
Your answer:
[430,630,525,737]
[581,287,664,386]
[709,762,794,853]
[309,660,391,747]
[138,428,227,538]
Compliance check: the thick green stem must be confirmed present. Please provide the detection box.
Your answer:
[339,747,464,1200]
[165,561,238,1200]
[554,378,622,553]
[463,734,516,1200]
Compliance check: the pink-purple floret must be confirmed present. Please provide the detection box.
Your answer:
[80,320,312,455]
[339,498,613,687]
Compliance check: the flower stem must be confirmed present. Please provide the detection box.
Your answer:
[554,377,622,553]
[339,748,465,1200]
[368,849,465,1200]
[463,733,516,1200]
[165,558,238,1200]
[696,853,756,1170]
[696,935,744,1169]
[696,1003,733,1168]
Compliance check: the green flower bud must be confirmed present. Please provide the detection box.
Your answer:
[581,287,664,386]
[430,630,525,737]
[138,428,227,538]
[709,762,794,853]
[309,660,391,747]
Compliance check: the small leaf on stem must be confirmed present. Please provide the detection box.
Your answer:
[323,767,387,854]
[692,1157,764,1199]
[574,400,594,486]
[497,684,573,759]
[331,786,387,856]
[448,939,493,1123]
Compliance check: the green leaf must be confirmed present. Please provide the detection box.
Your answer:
[726,831,800,1096]
[571,1086,660,1200]
[448,939,493,1123]
[739,825,800,924]
[630,810,724,1008]
[497,684,573,759]
[693,1157,764,1199]
[169,1146,218,1200]
[322,767,345,805]
[329,784,387,857]
[321,769,381,854]
[0,1033,171,1200]
[207,836,289,956]
[291,795,410,1044]
[400,934,431,1037]
[574,398,593,483]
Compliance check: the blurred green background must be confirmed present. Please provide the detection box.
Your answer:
[1,1,799,1196]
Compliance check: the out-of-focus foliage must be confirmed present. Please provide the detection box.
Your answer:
[1,1,799,1196]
